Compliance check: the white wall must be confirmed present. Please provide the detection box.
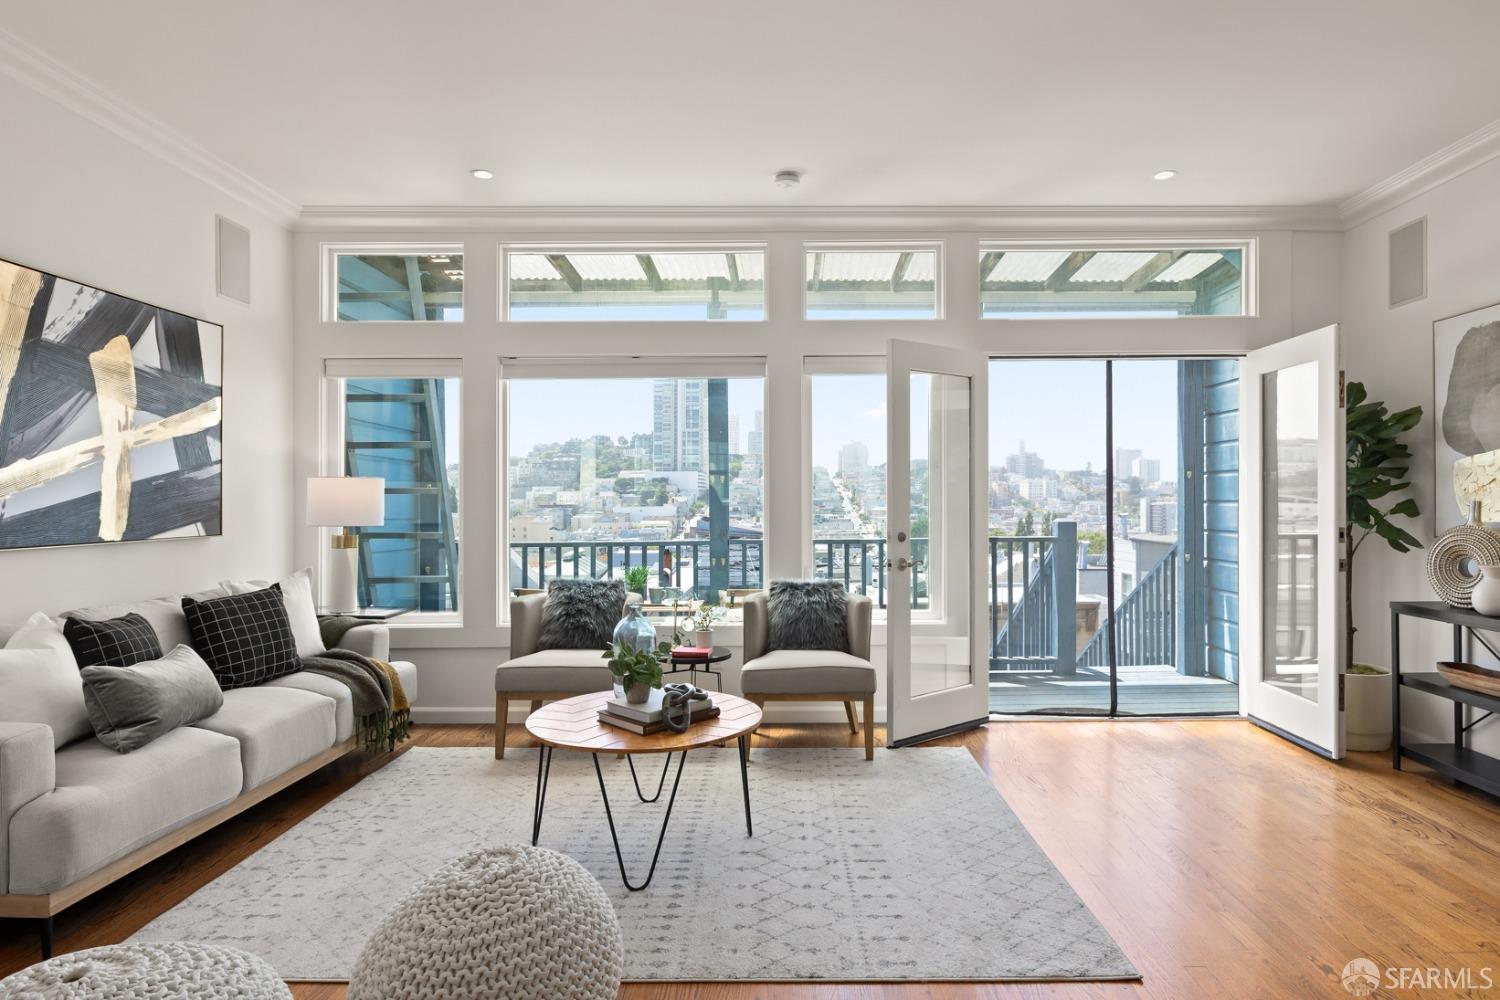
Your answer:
[1342,155,1500,755]
[0,73,295,619]
[292,223,1342,723]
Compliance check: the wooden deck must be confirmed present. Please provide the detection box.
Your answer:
[990,663,1239,715]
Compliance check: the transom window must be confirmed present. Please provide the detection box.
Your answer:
[503,247,765,321]
[805,245,940,319]
[979,243,1250,318]
[326,246,464,322]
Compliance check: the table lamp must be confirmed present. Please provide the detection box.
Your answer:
[307,476,385,613]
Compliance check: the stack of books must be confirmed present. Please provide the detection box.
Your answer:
[598,687,719,735]
[671,645,714,659]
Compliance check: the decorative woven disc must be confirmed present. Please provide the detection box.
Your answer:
[1426,524,1500,608]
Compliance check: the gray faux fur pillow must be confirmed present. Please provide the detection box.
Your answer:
[766,580,850,653]
[536,578,628,651]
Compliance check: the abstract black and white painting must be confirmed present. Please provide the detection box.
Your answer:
[0,257,222,550]
[1434,300,1500,531]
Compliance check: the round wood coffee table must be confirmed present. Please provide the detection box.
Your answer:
[524,690,762,890]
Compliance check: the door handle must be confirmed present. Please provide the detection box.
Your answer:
[888,556,924,572]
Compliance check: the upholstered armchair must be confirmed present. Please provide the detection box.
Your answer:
[740,589,876,759]
[493,590,639,758]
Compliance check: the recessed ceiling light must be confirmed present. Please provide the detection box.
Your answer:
[774,169,801,189]
[470,168,494,180]
[1153,169,1178,181]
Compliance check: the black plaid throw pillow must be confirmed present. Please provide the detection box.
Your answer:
[182,584,300,690]
[63,612,163,667]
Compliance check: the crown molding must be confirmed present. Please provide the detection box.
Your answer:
[1339,116,1500,229]
[0,26,300,226]
[295,203,1342,233]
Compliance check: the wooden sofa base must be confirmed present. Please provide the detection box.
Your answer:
[0,737,359,926]
[495,691,591,758]
[745,693,876,760]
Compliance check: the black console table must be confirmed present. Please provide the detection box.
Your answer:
[1389,601,1500,797]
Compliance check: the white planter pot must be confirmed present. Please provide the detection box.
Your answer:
[1472,564,1500,617]
[1345,667,1392,752]
[694,628,714,648]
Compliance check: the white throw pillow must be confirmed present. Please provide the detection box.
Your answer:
[221,568,325,659]
[2,612,91,747]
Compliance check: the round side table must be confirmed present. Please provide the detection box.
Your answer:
[663,645,732,691]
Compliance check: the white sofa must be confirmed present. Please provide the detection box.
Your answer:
[0,588,417,959]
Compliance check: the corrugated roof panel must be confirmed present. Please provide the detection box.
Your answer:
[1152,252,1222,283]
[733,253,764,281]
[651,253,730,281]
[508,254,562,281]
[1070,251,1159,283]
[568,254,647,281]
[902,252,937,284]
[987,250,1071,283]
[813,251,902,283]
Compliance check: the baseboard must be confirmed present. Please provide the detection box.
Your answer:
[412,702,887,725]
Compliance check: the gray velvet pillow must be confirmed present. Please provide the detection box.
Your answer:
[536,579,628,651]
[80,644,225,753]
[766,581,850,653]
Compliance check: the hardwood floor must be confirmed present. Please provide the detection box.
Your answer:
[4,719,1498,998]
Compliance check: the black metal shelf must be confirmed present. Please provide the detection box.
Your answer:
[1389,602,1500,802]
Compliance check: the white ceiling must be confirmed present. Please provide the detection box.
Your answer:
[5,0,1500,211]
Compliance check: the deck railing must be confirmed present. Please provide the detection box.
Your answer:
[988,523,1077,674]
[1079,544,1178,669]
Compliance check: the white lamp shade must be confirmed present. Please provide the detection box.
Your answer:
[306,477,386,527]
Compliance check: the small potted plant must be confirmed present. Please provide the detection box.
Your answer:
[689,601,724,649]
[623,565,650,601]
[1345,381,1422,751]
[602,640,663,704]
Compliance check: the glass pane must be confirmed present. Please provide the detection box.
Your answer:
[809,373,890,607]
[986,361,1109,715]
[907,371,971,698]
[806,250,938,318]
[1113,360,1241,716]
[1263,361,1320,701]
[344,377,460,612]
[980,247,1244,318]
[506,251,764,321]
[335,253,463,321]
[506,376,764,619]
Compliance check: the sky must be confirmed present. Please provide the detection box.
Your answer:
[498,360,1193,475]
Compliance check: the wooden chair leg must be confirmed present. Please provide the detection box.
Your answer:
[495,694,509,759]
[844,700,858,733]
[863,696,875,760]
[529,699,543,714]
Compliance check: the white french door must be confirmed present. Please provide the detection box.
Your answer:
[1240,325,1347,758]
[885,339,990,747]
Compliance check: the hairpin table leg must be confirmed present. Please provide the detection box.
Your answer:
[593,750,687,891]
[531,745,553,846]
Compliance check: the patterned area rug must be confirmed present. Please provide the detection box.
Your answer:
[132,747,1136,982]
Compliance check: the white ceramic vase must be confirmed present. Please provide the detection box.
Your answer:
[1472,565,1500,617]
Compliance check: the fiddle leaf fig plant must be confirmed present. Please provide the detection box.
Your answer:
[1345,381,1423,669]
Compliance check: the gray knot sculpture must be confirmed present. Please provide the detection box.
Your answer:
[660,682,710,732]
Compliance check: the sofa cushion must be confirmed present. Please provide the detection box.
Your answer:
[2,612,90,748]
[267,671,355,743]
[221,568,325,659]
[7,726,242,895]
[536,579,627,652]
[63,590,225,655]
[81,645,224,753]
[496,650,614,693]
[183,586,300,690]
[192,686,337,791]
[391,659,418,705]
[766,580,850,654]
[63,612,163,668]
[740,650,877,695]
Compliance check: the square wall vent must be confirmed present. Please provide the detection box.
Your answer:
[1389,217,1426,309]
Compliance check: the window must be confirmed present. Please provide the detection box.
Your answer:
[503,248,765,321]
[805,245,940,319]
[326,361,461,616]
[504,361,765,618]
[327,246,464,321]
[806,360,900,607]
[979,243,1249,318]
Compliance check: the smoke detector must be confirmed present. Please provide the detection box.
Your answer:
[774,169,802,189]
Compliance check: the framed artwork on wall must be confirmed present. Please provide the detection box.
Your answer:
[0,256,223,550]
[1433,300,1500,531]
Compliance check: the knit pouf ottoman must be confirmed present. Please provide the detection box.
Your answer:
[349,845,622,1000]
[0,942,290,999]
